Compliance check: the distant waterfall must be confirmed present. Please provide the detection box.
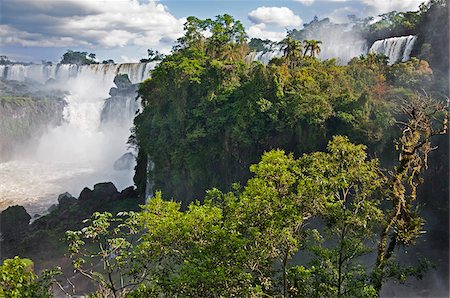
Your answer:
[248,49,283,65]
[369,35,417,65]
[0,62,156,215]
[0,62,154,85]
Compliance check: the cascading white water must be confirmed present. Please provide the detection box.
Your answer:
[0,62,155,215]
[249,40,367,65]
[369,35,417,65]
[0,63,154,85]
[249,49,284,65]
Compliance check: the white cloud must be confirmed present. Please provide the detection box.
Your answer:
[119,55,140,63]
[296,0,421,12]
[326,6,360,23]
[324,0,423,25]
[0,0,185,49]
[294,0,350,5]
[248,7,302,27]
[360,0,423,15]
[294,0,315,6]
[247,24,286,41]
[0,25,88,47]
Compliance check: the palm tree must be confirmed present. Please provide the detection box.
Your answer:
[303,39,322,58]
[280,37,303,68]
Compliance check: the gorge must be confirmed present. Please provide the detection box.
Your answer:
[0,33,425,216]
[0,1,448,295]
[0,62,154,215]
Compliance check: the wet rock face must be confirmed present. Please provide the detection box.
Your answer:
[114,152,136,171]
[79,182,120,202]
[57,192,76,207]
[0,181,140,258]
[108,74,137,97]
[0,205,31,243]
[78,187,94,202]
[101,74,139,125]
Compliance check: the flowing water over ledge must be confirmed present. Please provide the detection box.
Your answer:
[0,62,154,216]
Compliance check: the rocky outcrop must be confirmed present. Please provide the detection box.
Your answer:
[100,74,139,125]
[109,74,137,96]
[0,205,31,243]
[79,182,120,202]
[57,192,77,207]
[113,152,136,171]
[0,182,142,261]
[0,205,31,258]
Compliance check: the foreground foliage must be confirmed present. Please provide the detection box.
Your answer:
[2,7,447,297]
[61,94,446,296]
[0,257,60,298]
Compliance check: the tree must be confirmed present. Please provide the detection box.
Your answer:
[0,257,60,298]
[373,93,448,294]
[59,50,97,65]
[205,14,248,60]
[66,211,140,297]
[219,149,317,296]
[66,194,255,297]
[288,136,385,297]
[139,49,165,63]
[175,16,209,52]
[249,38,274,52]
[0,55,12,65]
[65,122,447,296]
[174,14,247,61]
[280,36,303,67]
[303,39,322,58]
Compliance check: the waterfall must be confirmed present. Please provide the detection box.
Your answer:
[0,62,156,215]
[249,49,284,65]
[0,62,154,85]
[145,156,154,203]
[369,35,417,65]
[249,40,366,65]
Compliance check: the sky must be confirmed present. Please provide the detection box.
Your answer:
[0,0,425,63]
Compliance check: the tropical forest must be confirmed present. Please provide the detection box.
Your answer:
[0,0,448,297]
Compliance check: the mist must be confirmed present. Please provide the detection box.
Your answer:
[309,26,367,63]
[0,63,153,215]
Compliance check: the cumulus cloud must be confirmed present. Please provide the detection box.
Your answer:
[360,0,423,15]
[326,6,360,23]
[248,7,302,27]
[296,0,422,15]
[0,0,185,49]
[324,0,423,23]
[0,25,87,47]
[247,24,287,41]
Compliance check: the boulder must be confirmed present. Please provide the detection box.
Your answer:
[108,87,118,97]
[78,182,121,203]
[78,187,93,202]
[57,192,76,207]
[107,74,137,97]
[120,186,138,199]
[0,205,31,242]
[113,74,132,90]
[93,182,118,196]
[113,152,136,171]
